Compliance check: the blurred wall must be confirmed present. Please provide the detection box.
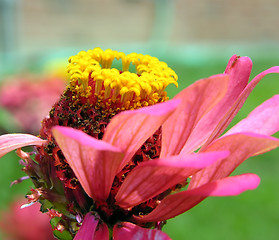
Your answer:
[18,0,154,52]
[173,0,279,43]
[0,0,279,72]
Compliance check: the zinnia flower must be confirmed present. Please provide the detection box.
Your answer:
[0,198,55,240]
[0,48,278,240]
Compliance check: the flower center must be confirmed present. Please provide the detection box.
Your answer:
[67,48,178,113]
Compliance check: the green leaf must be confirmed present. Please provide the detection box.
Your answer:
[53,229,73,240]
[50,217,73,240]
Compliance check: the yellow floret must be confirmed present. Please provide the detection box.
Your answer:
[67,48,178,110]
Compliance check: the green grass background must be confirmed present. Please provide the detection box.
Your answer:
[0,56,278,240]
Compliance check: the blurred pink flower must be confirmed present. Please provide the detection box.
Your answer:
[0,75,66,134]
[0,198,55,240]
[0,50,279,239]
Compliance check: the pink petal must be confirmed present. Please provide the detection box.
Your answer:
[74,213,99,240]
[103,99,180,172]
[225,95,279,136]
[115,151,229,208]
[201,66,279,150]
[134,173,260,222]
[161,74,229,157]
[224,55,239,73]
[113,222,171,240]
[52,126,124,201]
[180,56,253,153]
[0,134,46,158]
[94,222,109,240]
[189,133,279,189]
[224,55,252,89]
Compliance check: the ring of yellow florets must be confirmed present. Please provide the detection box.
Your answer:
[67,48,178,112]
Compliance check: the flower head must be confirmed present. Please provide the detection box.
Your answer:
[0,49,279,239]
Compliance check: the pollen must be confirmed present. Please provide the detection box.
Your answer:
[67,48,178,112]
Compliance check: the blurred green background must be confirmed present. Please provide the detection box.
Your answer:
[0,0,279,239]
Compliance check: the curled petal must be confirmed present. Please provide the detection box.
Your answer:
[115,151,229,208]
[224,55,240,73]
[0,134,46,158]
[52,126,124,201]
[224,55,252,91]
[225,95,279,136]
[201,65,279,149]
[161,74,229,157]
[134,173,260,222]
[74,213,99,240]
[103,99,180,171]
[189,133,279,189]
[113,222,171,240]
[181,56,252,153]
